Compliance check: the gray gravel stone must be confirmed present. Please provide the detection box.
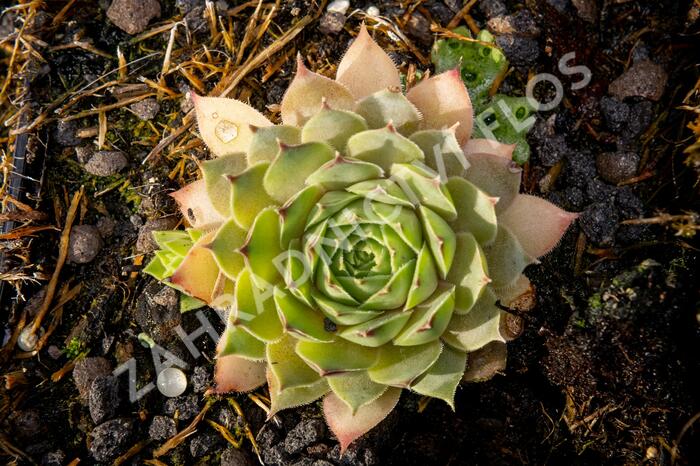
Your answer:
[96,216,116,238]
[580,200,619,245]
[221,447,255,466]
[89,375,121,424]
[75,145,94,164]
[284,418,327,455]
[318,11,346,35]
[149,415,177,441]
[107,0,161,35]
[53,119,80,146]
[73,356,112,401]
[596,151,639,184]
[189,432,220,457]
[68,225,102,264]
[89,418,133,462]
[609,60,667,102]
[84,150,128,177]
[136,217,178,253]
[191,365,211,393]
[130,98,160,120]
[164,394,200,421]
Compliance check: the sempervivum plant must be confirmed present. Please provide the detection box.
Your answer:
[145,26,577,451]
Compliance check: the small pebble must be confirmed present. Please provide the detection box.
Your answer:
[130,98,160,121]
[107,0,161,35]
[487,10,541,37]
[17,326,42,352]
[495,34,540,68]
[157,367,188,397]
[318,11,346,35]
[327,0,349,14]
[191,365,211,393]
[67,225,103,264]
[47,345,62,359]
[96,216,116,238]
[73,356,112,401]
[609,59,668,102]
[53,119,80,146]
[366,6,380,17]
[149,415,177,441]
[406,12,432,44]
[41,450,66,466]
[84,150,128,177]
[74,145,94,164]
[89,418,133,462]
[164,394,201,420]
[596,151,639,184]
[579,200,619,245]
[89,375,121,424]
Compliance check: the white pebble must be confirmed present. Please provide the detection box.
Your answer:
[157,367,188,397]
[328,0,350,14]
[366,6,380,17]
[17,326,42,352]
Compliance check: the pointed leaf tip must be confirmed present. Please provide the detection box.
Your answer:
[406,70,474,145]
[335,24,402,100]
[281,56,355,127]
[463,138,516,160]
[323,387,401,454]
[213,355,266,393]
[499,194,578,259]
[192,94,272,157]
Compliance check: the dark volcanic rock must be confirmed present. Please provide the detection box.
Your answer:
[130,98,160,120]
[609,60,668,102]
[149,415,177,441]
[89,418,133,462]
[579,200,619,244]
[221,446,255,466]
[283,418,327,455]
[189,432,220,457]
[84,150,128,177]
[89,375,121,424]
[478,0,507,18]
[495,34,539,68]
[164,394,201,421]
[136,217,178,253]
[134,281,181,344]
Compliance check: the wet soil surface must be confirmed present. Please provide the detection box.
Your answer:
[1,1,699,465]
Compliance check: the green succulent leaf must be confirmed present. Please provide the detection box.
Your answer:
[207,219,247,280]
[312,290,382,326]
[346,179,413,207]
[355,89,421,135]
[327,372,388,414]
[446,177,498,246]
[338,310,412,347]
[346,127,424,172]
[269,376,330,417]
[446,232,490,314]
[247,125,301,165]
[368,340,443,387]
[274,287,334,342]
[295,339,378,375]
[404,243,439,309]
[410,344,466,409]
[229,162,277,229]
[306,156,384,190]
[243,207,283,288]
[472,95,534,164]
[418,206,456,280]
[202,153,247,216]
[482,225,533,289]
[360,259,416,310]
[301,107,369,151]
[234,268,283,343]
[410,129,469,179]
[267,334,323,391]
[443,288,505,352]
[218,325,266,360]
[390,163,457,220]
[280,185,325,248]
[394,283,456,346]
[263,141,335,203]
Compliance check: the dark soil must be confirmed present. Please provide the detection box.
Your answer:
[1,1,699,465]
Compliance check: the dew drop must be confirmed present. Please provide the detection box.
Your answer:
[157,367,188,397]
[214,120,239,143]
[211,112,219,119]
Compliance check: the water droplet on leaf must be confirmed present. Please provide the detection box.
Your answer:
[214,120,239,143]
[157,367,187,397]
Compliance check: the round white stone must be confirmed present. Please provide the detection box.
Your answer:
[328,0,350,14]
[17,326,42,352]
[156,367,188,397]
[366,6,380,17]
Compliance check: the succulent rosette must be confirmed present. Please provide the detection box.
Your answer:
[144,26,577,451]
